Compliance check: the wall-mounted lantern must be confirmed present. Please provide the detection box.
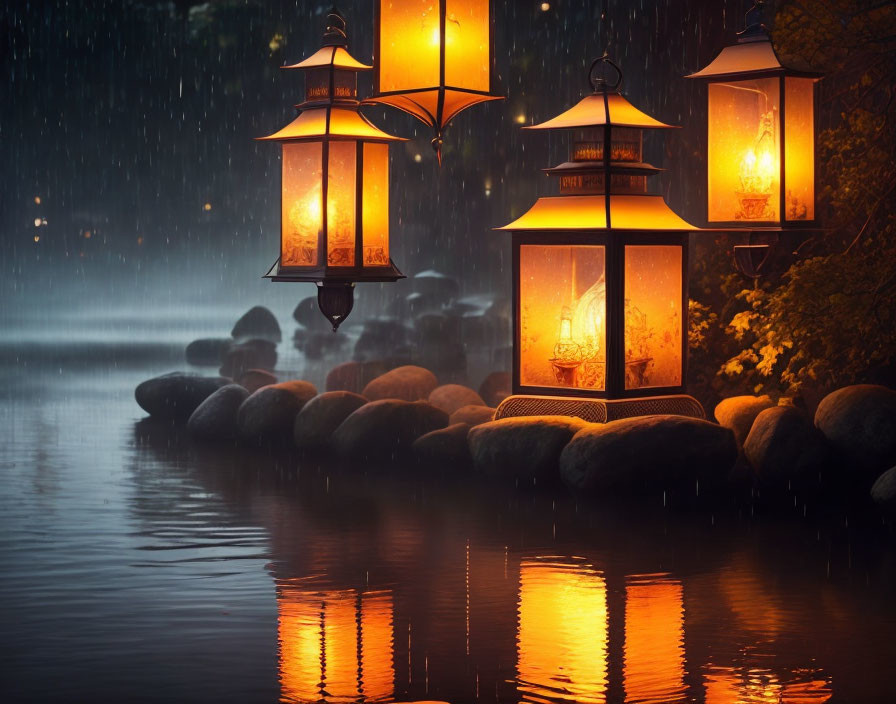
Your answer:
[259,11,405,330]
[495,55,704,422]
[686,1,822,277]
[365,0,503,162]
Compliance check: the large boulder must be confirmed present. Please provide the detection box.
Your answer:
[450,405,495,427]
[231,306,281,343]
[362,365,439,402]
[185,337,231,367]
[412,269,459,300]
[478,371,512,408]
[714,395,776,446]
[293,391,368,451]
[413,314,466,376]
[559,415,738,496]
[238,369,277,394]
[871,467,896,513]
[135,372,230,420]
[815,385,896,479]
[297,330,348,360]
[412,423,473,467]
[353,319,410,362]
[220,339,277,378]
[743,406,830,488]
[428,384,486,415]
[237,380,318,446]
[187,384,249,441]
[332,400,448,460]
[326,360,394,394]
[468,416,589,485]
[292,296,329,330]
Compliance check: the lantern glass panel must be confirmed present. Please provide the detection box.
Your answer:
[519,245,607,391]
[444,0,490,92]
[362,143,390,266]
[378,0,440,93]
[624,245,682,390]
[326,141,357,267]
[282,141,323,267]
[784,77,815,221]
[707,78,781,222]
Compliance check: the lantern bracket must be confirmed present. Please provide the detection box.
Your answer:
[737,1,769,43]
[322,7,348,47]
[589,53,623,93]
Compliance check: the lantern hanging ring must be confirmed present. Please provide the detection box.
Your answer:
[589,53,623,93]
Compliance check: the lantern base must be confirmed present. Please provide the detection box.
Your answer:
[317,283,355,332]
[494,394,705,424]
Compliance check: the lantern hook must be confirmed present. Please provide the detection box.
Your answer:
[589,52,623,93]
[737,1,769,42]
[323,6,348,47]
[431,133,444,166]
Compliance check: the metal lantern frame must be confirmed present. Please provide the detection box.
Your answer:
[366,0,503,161]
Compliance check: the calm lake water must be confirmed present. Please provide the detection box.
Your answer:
[2,306,895,703]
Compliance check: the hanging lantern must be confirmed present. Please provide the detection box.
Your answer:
[259,10,405,331]
[365,0,503,162]
[686,1,821,276]
[495,55,704,422]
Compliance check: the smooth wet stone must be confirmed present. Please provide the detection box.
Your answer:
[815,384,896,479]
[185,337,231,367]
[231,305,281,343]
[238,369,277,394]
[871,466,896,513]
[293,391,368,451]
[237,381,318,446]
[449,405,495,427]
[559,415,737,496]
[714,394,776,446]
[326,360,394,395]
[428,384,486,415]
[478,371,512,408]
[332,400,448,460]
[220,339,277,378]
[743,406,830,488]
[468,416,589,485]
[292,296,329,330]
[353,320,410,363]
[412,423,473,467]
[187,384,249,441]
[135,372,230,420]
[362,365,439,403]
[411,269,460,299]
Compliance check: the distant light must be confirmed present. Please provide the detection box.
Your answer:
[34,218,42,227]
[485,179,492,198]
[541,2,550,10]
[203,202,212,211]
[84,230,92,239]
[137,236,144,246]
[34,196,41,205]
[33,235,40,243]
[414,153,422,163]
[515,113,527,124]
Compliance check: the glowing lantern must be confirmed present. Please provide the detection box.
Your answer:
[686,1,821,275]
[259,10,405,330]
[496,55,704,422]
[365,0,503,162]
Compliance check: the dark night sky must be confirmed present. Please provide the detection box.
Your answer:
[1,0,734,309]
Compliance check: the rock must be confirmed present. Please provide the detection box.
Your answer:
[220,339,277,378]
[412,423,473,466]
[353,319,409,362]
[428,384,486,415]
[414,315,466,377]
[559,415,738,496]
[298,331,348,360]
[292,296,328,330]
[231,306,281,344]
[332,400,448,460]
[187,384,249,441]
[185,337,231,367]
[362,365,439,402]
[479,371,512,408]
[406,291,446,317]
[743,406,830,487]
[135,372,230,420]
[238,369,277,394]
[412,269,459,300]
[714,395,776,446]
[293,391,368,451]
[871,467,896,513]
[468,416,589,485]
[450,405,495,427]
[237,381,318,446]
[815,385,896,479]
[326,360,395,394]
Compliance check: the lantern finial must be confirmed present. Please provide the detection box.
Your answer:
[588,52,623,94]
[323,6,348,47]
[737,1,769,42]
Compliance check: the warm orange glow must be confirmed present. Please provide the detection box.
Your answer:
[326,141,357,266]
[704,666,832,704]
[520,245,606,390]
[362,142,390,266]
[282,142,322,267]
[278,587,394,703]
[707,78,781,221]
[517,558,608,703]
[283,45,372,71]
[368,90,500,131]
[624,246,682,389]
[784,77,815,221]
[260,108,400,143]
[444,0,490,92]
[499,195,695,231]
[526,94,676,131]
[623,576,686,703]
